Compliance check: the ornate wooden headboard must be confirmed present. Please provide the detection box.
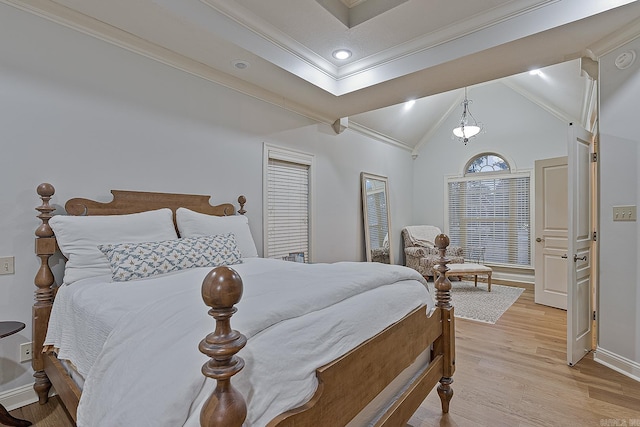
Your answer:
[64,188,246,232]
[32,183,247,412]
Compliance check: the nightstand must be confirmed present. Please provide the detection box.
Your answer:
[0,322,32,427]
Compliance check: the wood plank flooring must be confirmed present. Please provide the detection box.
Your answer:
[11,287,640,426]
[408,286,640,427]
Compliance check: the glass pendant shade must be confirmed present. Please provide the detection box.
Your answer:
[452,124,480,139]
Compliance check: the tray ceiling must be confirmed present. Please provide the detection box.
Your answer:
[3,0,640,147]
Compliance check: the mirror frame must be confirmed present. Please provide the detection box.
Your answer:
[360,172,394,264]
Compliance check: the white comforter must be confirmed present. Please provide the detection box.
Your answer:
[45,258,432,426]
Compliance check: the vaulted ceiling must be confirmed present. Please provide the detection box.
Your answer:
[6,0,640,149]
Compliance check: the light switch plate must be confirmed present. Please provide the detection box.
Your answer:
[613,205,637,222]
[0,256,14,275]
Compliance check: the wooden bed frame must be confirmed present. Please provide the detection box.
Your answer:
[33,183,455,426]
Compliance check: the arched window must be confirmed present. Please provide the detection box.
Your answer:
[447,152,531,267]
[464,153,509,174]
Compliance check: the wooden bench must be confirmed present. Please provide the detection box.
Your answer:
[444,263,492,291]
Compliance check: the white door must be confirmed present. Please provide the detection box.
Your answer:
[567,123,593,366]
[534,157,568,309]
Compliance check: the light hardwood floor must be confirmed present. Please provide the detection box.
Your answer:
[11,287,640,426]
[409,286,640,426]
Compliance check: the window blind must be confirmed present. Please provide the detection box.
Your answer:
[366,188,388,249]
[266,158,310,262]
[447,174,531,267]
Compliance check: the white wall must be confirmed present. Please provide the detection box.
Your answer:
[0,4,414,396]
[596,37,640,377]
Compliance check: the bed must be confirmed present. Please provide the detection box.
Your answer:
[32,182,456,426]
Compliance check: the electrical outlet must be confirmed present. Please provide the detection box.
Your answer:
[613,205,637,221]
[0,256,14,275]
[20,342,32,362]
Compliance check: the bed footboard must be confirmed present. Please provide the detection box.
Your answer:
[199,235,456,427]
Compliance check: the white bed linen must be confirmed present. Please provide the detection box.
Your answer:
[45,258,433,426]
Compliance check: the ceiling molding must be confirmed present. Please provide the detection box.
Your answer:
[0,0,334,125]
[584,15,640,58]
[315,0,409,28]
[338,0,555,78]
[584,79,598,133]
[159,0,638,96]
[580,75,597,130]
[347,121,413,152]
[200,0,337,76]
[499,79,579,125]
[411,92,465,157]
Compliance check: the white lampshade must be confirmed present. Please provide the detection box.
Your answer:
[453,125,481,139]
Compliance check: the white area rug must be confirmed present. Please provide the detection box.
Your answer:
[429,281,525,324]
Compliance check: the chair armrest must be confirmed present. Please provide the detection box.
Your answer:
[422,246,464,257]
[405,247,428,258]
[447,245,464,257]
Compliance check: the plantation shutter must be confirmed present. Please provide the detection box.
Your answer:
[447,174,530,267]
[266,158,310,262]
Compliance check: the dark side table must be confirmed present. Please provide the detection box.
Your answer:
[0,322,32,427]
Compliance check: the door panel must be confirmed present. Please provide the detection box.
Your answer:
[535,157,568,309]
[567,124,593,366]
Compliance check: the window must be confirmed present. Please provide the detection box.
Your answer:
[447,153,531,267]
[264,145,313,262]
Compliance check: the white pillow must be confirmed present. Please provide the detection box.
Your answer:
[50,208,178,284]
[98,234,242,282]
[176,208,259,258]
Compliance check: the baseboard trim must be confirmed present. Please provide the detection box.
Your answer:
[0,383,38,412]
[594,347,640,382]
[491,271,534,286]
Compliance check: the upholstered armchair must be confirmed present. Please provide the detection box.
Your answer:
[370,247,390,264]
[401,225,464,278]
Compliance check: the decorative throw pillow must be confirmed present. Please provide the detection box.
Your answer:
[176,208,259,258]
[98,234,242,282]
[50,208,178,284]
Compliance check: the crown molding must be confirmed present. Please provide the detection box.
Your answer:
[0,0,333,125]
[585,15,640,58]
[200,0,337,76]
[339,0,555,78]
[412,91,465,157]
[347,121,413,152]
[500,79,580,126]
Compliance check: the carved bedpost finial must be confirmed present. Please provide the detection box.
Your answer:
[199,266,248,427]
[35,183,55,238]
[432,234,452,309]
[237,195,246,216]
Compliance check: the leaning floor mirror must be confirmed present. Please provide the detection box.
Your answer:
[361,172,393,264]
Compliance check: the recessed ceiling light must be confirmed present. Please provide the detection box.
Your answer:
[332,49,352,60]
[231,59,250,70]
[404,100,416,110]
